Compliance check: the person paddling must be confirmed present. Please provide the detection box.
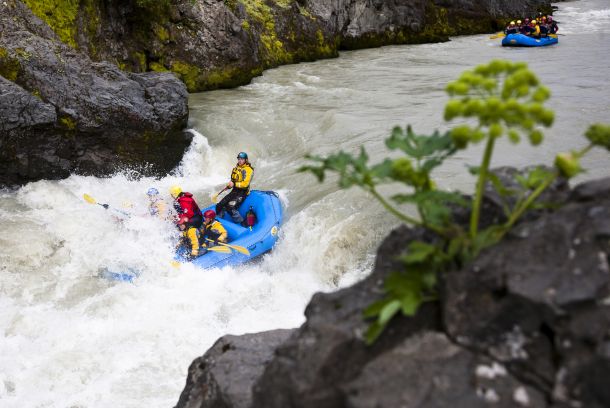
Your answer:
[147,187,170,220]
[216,152,254,225]
[505,21,518,35]
[199,210,228,254]
[548,16,558,34]
[177,216,201,259]
[170,185,203,229]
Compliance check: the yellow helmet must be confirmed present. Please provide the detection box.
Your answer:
[517,20,522,24]
[170,185,182,198]
[510,21,515,25]
[532,19,537,24]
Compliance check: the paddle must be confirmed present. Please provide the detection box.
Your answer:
[207,245,231,253]
[211,186,229,204]
[490,32,506,39]
[206,238,250,256]
[171,244,232,267]
[83,193,130,217]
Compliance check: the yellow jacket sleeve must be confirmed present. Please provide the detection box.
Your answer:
[187,228,199,256]
[212,221,228,243]
[234,165,253,189]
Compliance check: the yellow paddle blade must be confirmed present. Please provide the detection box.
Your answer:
[83,193,97,204]
[207,246,231,253]
[489,32,505,39]
[170,260,181,268]
[206,238,250,256]
[211,193,219,203]
[549,34,557,38]
[222,242,250,256]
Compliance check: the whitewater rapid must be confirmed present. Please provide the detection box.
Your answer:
[2,0,610,406]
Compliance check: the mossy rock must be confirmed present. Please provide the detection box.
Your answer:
[0,48,21,81]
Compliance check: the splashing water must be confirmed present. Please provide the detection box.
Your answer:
[2,1,610,405]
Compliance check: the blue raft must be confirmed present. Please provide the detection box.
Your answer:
[502,34,558,47]
[176,190,283,269]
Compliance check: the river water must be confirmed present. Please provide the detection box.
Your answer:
[1,1,609,406]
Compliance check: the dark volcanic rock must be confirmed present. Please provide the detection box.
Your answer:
[444,177,610,405]
[175,329,294,408]
[342,332,546,408]
[0,0,189,186]
[0,75,56,130]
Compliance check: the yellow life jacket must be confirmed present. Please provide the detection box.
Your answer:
[201,220,227,245]
[181,227,200,256]
[230,163,253,192]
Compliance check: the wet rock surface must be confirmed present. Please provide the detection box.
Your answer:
[1,0,189,186]
[175,329,294,408]
[177,176,610,408]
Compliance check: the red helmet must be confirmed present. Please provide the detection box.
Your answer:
[204,210,216,219]
[177,216,189,225]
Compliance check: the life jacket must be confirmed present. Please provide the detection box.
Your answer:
[230,163,254,193]
[173,192,201,220]
[200,220,227,245]
[539,24,548,36]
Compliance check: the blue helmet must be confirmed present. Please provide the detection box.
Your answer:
[237,152,248,159]
[147,187,159,196]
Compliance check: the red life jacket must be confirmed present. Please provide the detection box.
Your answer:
[174,192,201,220]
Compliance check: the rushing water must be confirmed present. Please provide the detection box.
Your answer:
[1,1,609,406]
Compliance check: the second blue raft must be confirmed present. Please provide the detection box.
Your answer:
[502,34,558,47]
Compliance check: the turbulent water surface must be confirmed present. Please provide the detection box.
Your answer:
[1,1,610,406]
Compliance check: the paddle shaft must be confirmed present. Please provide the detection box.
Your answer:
[212,186,229,203]
[205,238,250,255]
[83,194,130,217]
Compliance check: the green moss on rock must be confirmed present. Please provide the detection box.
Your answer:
[59,116,77,130]
[239,0,295,66]
[170,60,202,91]
[0,48,21,81]
[340,1,497,50]
[23,0,80,48]
[153,24,170,43]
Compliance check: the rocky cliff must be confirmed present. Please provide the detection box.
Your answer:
[1,0,552,186]
[1,0,190,186]
[175,175,610,408]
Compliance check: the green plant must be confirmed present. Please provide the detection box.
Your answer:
[299,60,610,344]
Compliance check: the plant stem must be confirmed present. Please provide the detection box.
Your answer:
[504,172,556,230]
[369,188,449,236]
[369,187,422,225]
[577,143,594,157]
[470,135,496,238]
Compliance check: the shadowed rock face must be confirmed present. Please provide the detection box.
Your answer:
[64,0,553,91]
[0,0,189,186]
[175,175,610,408]
[175,329,295,408]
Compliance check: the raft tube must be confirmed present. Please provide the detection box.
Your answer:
[502,34,558,47]
[176,190,283,269]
